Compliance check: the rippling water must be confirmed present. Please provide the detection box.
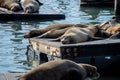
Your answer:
[0,0,114,73]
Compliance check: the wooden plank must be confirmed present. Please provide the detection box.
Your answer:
[0,73,6,80]
[0,13,65,21]
[29,38,61,57]
[0,73,23,80]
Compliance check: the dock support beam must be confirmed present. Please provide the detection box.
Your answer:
[115,0,120,21]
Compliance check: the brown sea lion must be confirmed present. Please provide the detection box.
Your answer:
[20,0,42,13]
[104,24,120,39]
[0,0,21,12]
[38,27,71,38]
[38,24,88,38]
[18,60,100,80]
[105,24,120,35]
[24,24,88,38]
[99,18,116,31]
[53,25,102,44]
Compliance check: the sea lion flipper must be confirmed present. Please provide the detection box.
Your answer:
[109,31,120,39]
[50,36,62,42]
[38,29,56,38]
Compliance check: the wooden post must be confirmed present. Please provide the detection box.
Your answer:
[114,0,120,21]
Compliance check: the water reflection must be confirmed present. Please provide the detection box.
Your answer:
[0,0,114,72]
[80,6,114,23]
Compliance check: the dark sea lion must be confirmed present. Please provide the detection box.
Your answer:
[18,60,100,80]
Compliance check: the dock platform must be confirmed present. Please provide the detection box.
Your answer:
[26,37,120,76]
[0,5,65,21]
[29,38,120,57]
[0,73,23,80]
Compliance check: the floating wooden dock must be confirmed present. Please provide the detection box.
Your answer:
[0,13,65,21]
[28,38,120,57]
[0,5,65,21]
[26,37,120,76]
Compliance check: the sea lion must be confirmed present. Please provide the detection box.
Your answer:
[38,24,88,38]
[20,0,42,13]
[0,0,21,12]
[99,17,116,31]
[18,60,100,80]
[38,27,71,38]
[24,24,88,38]
[53,25,102,44]
[105,24,120,35]
[109,31,120,39]
[104,24,120,39]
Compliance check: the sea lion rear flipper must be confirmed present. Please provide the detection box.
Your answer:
[38,29,56,38]
[109,32,120,39]
[50,36,62,42]
[89,36,103,41]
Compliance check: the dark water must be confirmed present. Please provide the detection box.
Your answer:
[0,0,119,79]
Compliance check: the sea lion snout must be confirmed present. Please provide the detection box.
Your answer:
[11,5,21,11]
[61,36,71,44]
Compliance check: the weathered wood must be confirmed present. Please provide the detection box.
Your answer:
[29,38,120,58]
[0,13,65,21]
[0,73,23,80]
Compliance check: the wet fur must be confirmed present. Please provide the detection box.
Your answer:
[0,0,21,11]
[52,25,102,44]
[99,19,120,38]
[20,0,42,13]
[18,60,99,80]
[105,24,120,35]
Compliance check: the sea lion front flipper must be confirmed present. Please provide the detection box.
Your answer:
[49,36,63,42]
[109,31,120,39]
[38,29,56,38]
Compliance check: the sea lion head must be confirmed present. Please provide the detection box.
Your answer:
[61,36,73,44]
[25,5,34,13]
[81,64,100,79]
[10,3,21,12]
